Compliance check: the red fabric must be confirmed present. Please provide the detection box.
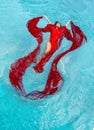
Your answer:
[9,16,43,94]
[9,17,87,99]
[27,16,43,44]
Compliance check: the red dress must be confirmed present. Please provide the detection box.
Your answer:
[33,24,72,73]
[9,16,87,98]
[48,25,62,52]
[42,24,64,52]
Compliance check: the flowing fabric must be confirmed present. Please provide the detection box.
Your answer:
[9,17,87,99]
[9,16,43,95]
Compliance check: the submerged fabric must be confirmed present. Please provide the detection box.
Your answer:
[9,16,87,99]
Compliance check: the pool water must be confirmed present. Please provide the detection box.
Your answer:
[0,0,94,130]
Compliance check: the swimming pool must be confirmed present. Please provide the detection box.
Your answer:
[0,0,94,130]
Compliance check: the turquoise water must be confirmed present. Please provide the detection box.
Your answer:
[0,0,94,130]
